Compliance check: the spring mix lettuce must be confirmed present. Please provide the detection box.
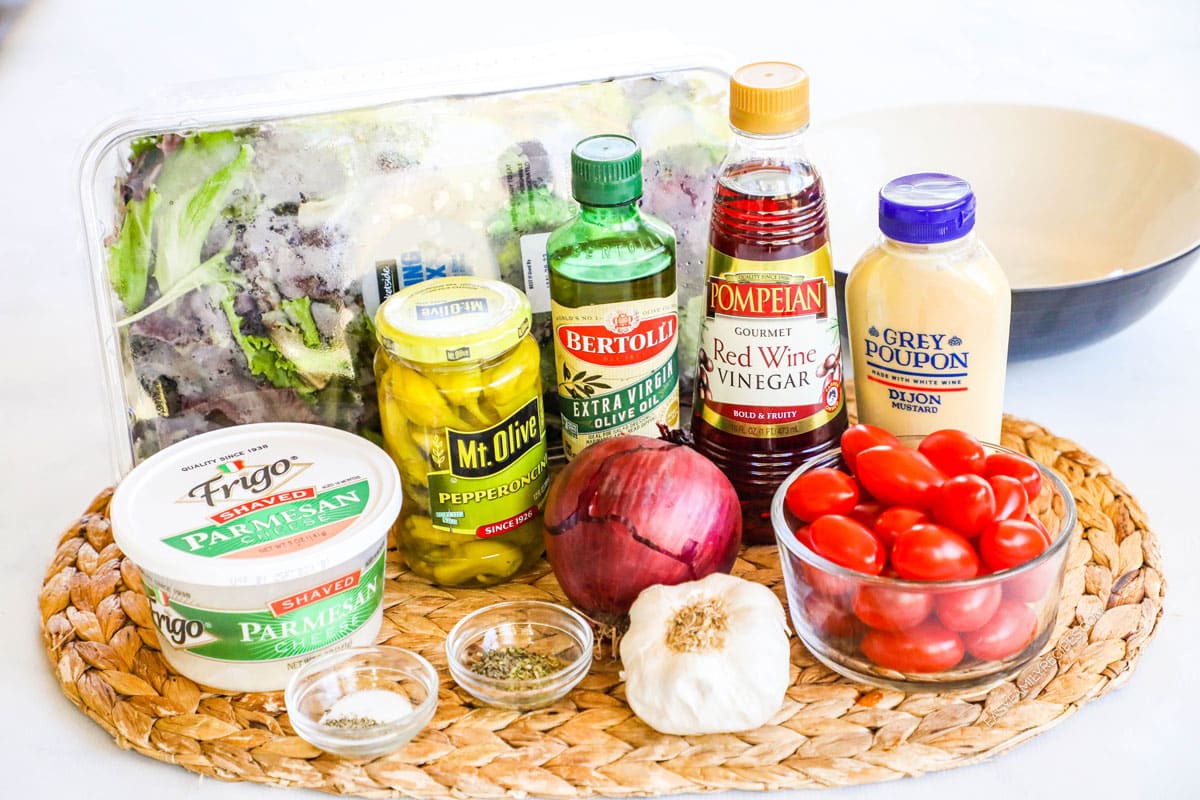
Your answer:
[102,72,727,462]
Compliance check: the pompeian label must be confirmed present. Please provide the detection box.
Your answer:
[552,295,680,459]
[695,245,844,438]
[162,480,371,559]
[144,547,384,662]
[861,325,971,414]
[427,397,550,538]
[707,276,829,319]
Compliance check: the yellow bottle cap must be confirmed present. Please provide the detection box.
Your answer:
[375,277,530,365]
[729,62,810,135]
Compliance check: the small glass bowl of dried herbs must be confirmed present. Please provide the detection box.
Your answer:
[285,646,438,757]
[446,601,594,709]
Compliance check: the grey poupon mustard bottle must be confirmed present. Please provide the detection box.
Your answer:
[546,134,680,460]
[846,173,1011,442]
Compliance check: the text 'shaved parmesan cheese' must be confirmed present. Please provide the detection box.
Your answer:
[110,423,401,692]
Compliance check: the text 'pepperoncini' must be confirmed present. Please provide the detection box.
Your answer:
[375,278,548,586]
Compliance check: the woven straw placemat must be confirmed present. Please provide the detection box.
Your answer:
[40,414,1164,797]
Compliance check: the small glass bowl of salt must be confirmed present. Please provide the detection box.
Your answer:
[285,646,438,757]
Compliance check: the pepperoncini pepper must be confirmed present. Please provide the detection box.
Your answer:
[375,278,549,587]
[429,365,489,425]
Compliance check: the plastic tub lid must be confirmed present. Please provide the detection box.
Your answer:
[110,422,401,587]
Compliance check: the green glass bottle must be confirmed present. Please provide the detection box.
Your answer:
[547,134,680,461]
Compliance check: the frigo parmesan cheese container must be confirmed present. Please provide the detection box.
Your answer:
[110,422,401,692]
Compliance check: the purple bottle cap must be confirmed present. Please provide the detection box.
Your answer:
[878,173,976,244]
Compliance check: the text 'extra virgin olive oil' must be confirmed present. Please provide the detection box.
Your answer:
[692,63,848,543]
[548,134,680,461]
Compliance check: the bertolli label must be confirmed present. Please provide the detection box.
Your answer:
[552,294,680,459]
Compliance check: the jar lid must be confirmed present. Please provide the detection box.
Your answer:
[571,134,643,206]
[375,277,531,364]
[878,173,977,244]
[110,422,401,587]
[729,62,810,135]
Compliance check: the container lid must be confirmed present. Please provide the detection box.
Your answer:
[79,60,730,478]
[571,134,643,206]
[729,62,810,135]
[879,173,977,244]
[110,422,401,586]
[375,277,531,364]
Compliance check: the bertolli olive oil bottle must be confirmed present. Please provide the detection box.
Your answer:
[547,134,680,461]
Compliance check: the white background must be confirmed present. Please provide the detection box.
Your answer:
[1,0,1197,796]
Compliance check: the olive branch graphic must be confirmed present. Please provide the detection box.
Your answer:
[429,435,447,469]
[559,364,612,399]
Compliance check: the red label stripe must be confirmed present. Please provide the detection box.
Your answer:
[269,569,361,616]
[866,375,969,393]
[209,487,316,524]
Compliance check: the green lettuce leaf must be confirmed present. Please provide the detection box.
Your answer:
[108,189,159,312]
[154,140,254,293]
[270,327,354,389]
[116,133,255,326]
[222,293,354,394]
[120,242,240,326]
[281,296,322,348]
[219,293,312,395]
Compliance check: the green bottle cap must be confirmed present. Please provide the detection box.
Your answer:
[570,134,643,206]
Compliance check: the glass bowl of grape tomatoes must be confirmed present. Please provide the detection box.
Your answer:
[771,426,1077,691]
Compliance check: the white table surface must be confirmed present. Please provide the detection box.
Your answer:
[2,0,1197,795]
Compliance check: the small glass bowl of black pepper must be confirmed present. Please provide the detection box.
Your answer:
[445,600,594,710]
[285,646,439,757]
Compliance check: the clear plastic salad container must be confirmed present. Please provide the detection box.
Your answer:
[79,46,731,477]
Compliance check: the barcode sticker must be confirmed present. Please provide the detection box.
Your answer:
[520,232,552,314]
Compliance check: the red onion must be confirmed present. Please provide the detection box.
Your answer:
[543,435,742,629]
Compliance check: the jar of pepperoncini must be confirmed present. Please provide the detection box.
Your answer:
[375,277,549,587]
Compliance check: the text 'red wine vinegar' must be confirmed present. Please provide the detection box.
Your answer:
[692,62,847,542]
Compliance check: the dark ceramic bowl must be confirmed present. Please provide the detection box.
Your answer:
[812,104,1200,359]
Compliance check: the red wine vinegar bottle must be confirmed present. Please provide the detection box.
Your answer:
[692,62,847,543]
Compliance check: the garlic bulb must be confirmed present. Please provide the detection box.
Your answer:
[619,572,790,735]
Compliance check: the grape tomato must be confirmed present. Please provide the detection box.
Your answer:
[873,506,928,549]
[804,591,860,639]
[984,452,1043,502]
[852,585,933,632]
[785,468,859,522]
[932,474,996,537]
[989,475,1028,521]
[979,519,1049,572]
[854,446,945,509]
[794,524,812,549]
[890,524,979,581]
[795,525,858,596]
[918,429,987,476]
[802,563,857,598]
[840,424,901,472]
[963,600,1037,661]
[1004,559,1058,603]
[1025,514,1050,541]
[861,620,965,673]
[849,501,885,529]
[809,514,887,575]
[935,584,1002,632]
